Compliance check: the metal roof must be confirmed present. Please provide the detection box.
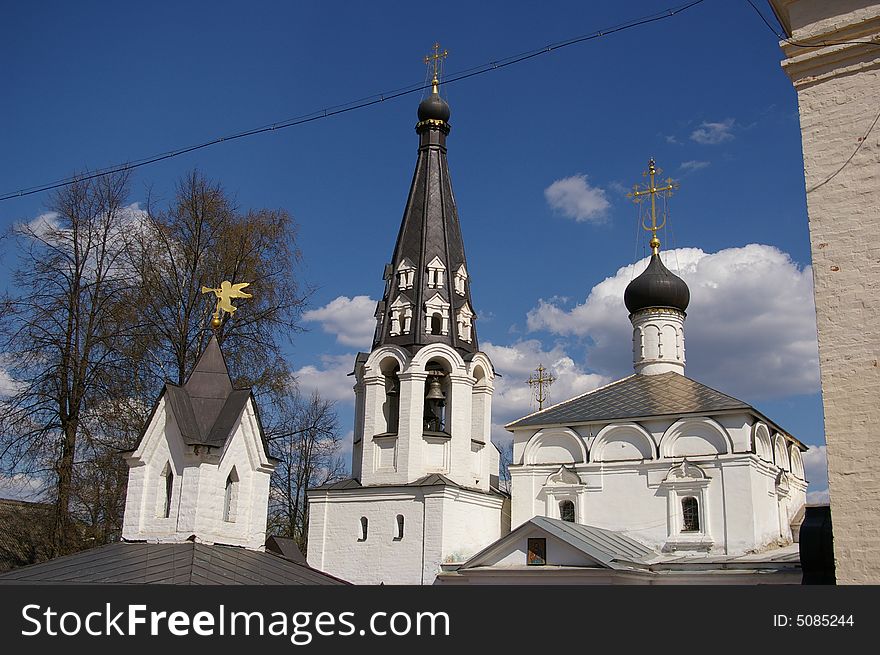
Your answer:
[458,516,656,571]
[0,541,347,585]
[506,372,751,429]
[135,336,275,460]
[309,473,506,498]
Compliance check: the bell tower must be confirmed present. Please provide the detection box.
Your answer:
[307,48,507,585]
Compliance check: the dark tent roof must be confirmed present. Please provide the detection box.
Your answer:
[0,541,347,585]
[133,336,276,461]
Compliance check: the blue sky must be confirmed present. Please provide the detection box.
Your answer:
[0,1,828,498]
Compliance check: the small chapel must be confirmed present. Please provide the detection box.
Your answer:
[307,63,809,585]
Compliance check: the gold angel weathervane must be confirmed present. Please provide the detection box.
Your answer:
[201,281,252,330]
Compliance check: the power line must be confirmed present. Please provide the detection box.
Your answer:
[0,0,706,203]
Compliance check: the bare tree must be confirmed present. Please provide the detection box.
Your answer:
[267,391,345,554]
[496,439,514,494]
[0,171,137,555]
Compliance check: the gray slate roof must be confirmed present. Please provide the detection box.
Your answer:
[0,541,347,585]
[135,336,275,460]
[506,372,751,429]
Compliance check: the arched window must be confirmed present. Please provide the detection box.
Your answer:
[559,500,575,523]
[223,469,239,523]
[158,462,173,519]
[358,516,369,542]
[383,363,400,434]
[394,514,404,541]
[681,496,699,532]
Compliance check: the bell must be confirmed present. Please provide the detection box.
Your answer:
[386,377,399,396]
[425,377,445,400]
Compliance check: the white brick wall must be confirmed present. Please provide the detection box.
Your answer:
[772,0,880,583]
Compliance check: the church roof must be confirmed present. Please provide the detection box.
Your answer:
[309,473,506,498]
[134,336,275,460]
[459,516,655,571]
[506,372,794,438]
[372,88,479,356]
[0,541,348,585]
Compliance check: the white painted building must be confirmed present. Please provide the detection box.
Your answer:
[438,230,808,584]
[121,336,278,551]
[306,81,509,585]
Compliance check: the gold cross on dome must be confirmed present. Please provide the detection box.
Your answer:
[424,42,448,92]
[627,159,679,253]
[527,364,556,411]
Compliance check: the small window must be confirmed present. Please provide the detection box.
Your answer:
[527,538,546,566]
[559,500,575,523]
[158,462,173,519]
[430,313,442,335]
[358,516,369,542]
[682,496,700,532]
[394,514,404,541]
[223,469,239,522]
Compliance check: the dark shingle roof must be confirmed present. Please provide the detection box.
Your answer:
[0,541,347,585]
[309,473,506,497]
[506,372,751,429]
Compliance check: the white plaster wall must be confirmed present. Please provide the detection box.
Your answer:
[307,486,504,585]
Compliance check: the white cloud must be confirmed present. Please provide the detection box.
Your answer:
[303,295,376,349]
[690,118,735,144]
[544,174,610,223]
[526,244,820,400]
[292,353,356,405]
[803,445,829,502]
[483,339,610,445]
[665,134,680,145]
[679,160,710,172]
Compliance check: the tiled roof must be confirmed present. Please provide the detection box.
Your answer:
[506,372,751,429]
[0,541,347,585]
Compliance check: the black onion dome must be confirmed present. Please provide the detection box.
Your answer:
[624,253,690,314]
[418,92,450,123]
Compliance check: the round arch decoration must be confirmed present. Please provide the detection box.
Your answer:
[591,423,657,462]
[773,434,791,471]
[752,422,773,462]
[409,342,467,374]
[522,428,588,466]
[364,345,411,378]
[789,445,805,480]
[659,417,733,458]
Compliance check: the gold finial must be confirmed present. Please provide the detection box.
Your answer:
[201,281,252,331]
[627,158,679,255]
[527,364,556,411]
[424,42,448,94]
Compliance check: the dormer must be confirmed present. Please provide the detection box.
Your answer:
[457,302,475,343]
[389,294,414,336]
[373,300,386,342]
[454,264,468,295]
[424,293,451,336]
[426,256,446,289]
[396,258,416,291]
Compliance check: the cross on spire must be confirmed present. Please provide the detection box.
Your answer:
[424,42,448,94]
[527,364,556,411]
[627,159,679,254]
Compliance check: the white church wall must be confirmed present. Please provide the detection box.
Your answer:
[308,489,428,585]
[122,396,273,550]
[307,485,505,584]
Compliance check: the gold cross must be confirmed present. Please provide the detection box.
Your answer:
[424,42,448,93]
[527,364,556,411]
[627,159,679,254]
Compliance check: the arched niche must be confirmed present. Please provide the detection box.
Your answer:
[364,345,410,378]
[591,423,657,462]
[752,422,773,462]
[410,342,466,375]
[523,428,587,466]
[659,417,732,458]
[789,445,805,480]
[773,434,790,471]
